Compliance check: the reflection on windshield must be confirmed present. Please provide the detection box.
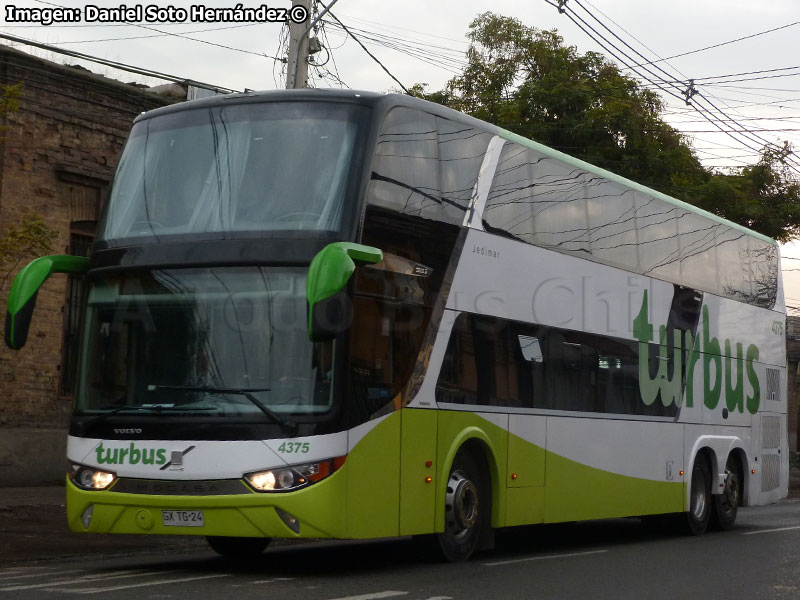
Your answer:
[100,102,361,240]
[76,268,334,417]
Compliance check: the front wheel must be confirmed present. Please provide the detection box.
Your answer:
[206,536,270,558]
[436,452,487,562]
[712,456,740,530]
[686,457,711,535]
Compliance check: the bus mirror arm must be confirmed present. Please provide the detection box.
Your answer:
[306,242,382,342]
[5,255,89,350]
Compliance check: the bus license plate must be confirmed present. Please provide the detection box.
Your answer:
[162,510,204,527]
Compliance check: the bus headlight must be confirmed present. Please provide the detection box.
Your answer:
[69,463,116,490]
[245,456,346,493]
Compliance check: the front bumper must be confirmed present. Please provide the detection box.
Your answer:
[65,470,347,539]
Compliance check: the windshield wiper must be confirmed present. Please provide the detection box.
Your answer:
[77,404,216,436]
[147,385,298,437]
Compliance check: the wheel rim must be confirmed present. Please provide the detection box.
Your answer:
[445,470,479,541]
[691,468,707,520]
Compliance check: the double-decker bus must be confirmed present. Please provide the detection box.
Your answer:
[5,90,787,561]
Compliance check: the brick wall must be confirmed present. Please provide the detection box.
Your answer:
[0,46,176,483]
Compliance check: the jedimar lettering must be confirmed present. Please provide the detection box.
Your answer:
[633,290,760,414]
[95,442,167,466]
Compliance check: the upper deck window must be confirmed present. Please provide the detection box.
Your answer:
[485,141,779,309]
[366,107,493,226]
[100,102,364,242]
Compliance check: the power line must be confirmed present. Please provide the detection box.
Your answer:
[0,32,236,93]
[568,0,788,157]
[567,0,800,164]
[31,0,281,61]
[321,20,467,74]
[50,23,260,46]
[622,20,800,70]
[547,1,767,163]
[557,0,800,174]
[693,66,800,84]
[324,9,409,93]
[333,11,470,47]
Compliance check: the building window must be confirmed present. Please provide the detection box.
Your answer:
[59,221,95,397]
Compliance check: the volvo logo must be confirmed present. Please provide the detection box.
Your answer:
[114,428,143,434]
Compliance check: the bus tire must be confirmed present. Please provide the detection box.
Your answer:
[206,536,270,558]
[436,451,487,562]
[686,455,711,535]
[711,455,741,531]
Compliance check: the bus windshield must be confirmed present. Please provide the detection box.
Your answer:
[75,267,334,417]
[99,102,363,241]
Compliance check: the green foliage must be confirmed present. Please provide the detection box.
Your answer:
[0,83,23,135]
[0,84,55,293]
[0,83,58,291]
[413,13,800,241]
[0,214,59,293]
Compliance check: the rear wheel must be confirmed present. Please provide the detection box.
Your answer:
[206,536,270,558]
[436,452,487,562]
[686,456,711,535]
[712,455,741,531]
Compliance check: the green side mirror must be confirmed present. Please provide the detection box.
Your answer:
[5,255,89,350]
[306,242,382,341]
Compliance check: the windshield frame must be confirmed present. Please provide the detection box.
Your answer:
[72,266,342,425]
[96,99,372,249]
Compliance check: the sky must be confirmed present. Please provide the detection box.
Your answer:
[2,0,800,304]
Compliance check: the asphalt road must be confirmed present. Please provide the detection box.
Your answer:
[2,500,800,600]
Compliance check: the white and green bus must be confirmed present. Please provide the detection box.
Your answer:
[5,90,787,561]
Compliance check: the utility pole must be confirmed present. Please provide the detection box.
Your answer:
[286,0,312,88]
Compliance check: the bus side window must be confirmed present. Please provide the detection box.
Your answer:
[436,314,526,408]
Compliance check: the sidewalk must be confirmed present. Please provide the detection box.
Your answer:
[0,484,206,565]
[0,486,65,509]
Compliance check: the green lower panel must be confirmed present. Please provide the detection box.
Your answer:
[346,412,402,538]
[505,486,545,527]
[543,451,684,523]
[399,408,437,535]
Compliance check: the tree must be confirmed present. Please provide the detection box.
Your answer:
[414,13,800,242]
[694,142,800,242]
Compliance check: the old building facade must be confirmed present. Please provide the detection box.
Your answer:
[786,316,800,452]
[0,45,178,485]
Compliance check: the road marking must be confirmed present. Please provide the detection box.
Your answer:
[482,549,608,567]
[0,570,85,581]
[327,592,408,600]
[743,526,800,535]
[75,574,231,594]
[0,570,172,592]
[250,578,294,584]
